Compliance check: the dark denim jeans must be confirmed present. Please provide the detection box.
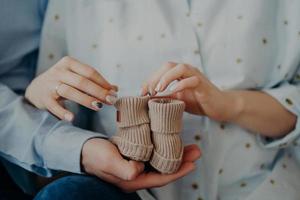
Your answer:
[34,175,141,200]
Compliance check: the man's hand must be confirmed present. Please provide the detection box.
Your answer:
[117,144,201,192]
[81,138,145,181]
[82,138,201,192]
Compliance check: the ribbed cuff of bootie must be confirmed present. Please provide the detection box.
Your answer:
[148,98,185,133]
[150,147,184,174]
[115,96,150,128]
[148,98,185,174]
[149,133,184,174]
[111,124,153,161]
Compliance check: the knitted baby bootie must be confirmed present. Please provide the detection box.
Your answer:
[111,96,153,161]
[148,98,185,174]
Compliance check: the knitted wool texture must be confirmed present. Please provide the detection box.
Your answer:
[111,96,153,161]
[148,98,185,174]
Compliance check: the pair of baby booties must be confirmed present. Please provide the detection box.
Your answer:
[111,96,185,174]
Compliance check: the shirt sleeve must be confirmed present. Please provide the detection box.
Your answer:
[0,83,107,177]
[258,69,300,149]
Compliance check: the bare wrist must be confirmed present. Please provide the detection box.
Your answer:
[81,138,100,173]
[223,90,245,123]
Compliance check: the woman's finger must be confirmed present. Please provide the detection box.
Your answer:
[45,98,74,121]
[56,83,103,111]
[156,64,197,92]
[141,62,177,96]
[167,76,201,93]
[59,56,114,90]
[59,70,117,104]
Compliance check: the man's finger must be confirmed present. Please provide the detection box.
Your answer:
[106,157,145,181]
[96,171,123,185]
[182,144,201,162]
[121,161,196,191]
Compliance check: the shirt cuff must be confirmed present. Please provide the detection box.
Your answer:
[257,83,300,149]
[41,121,107,175]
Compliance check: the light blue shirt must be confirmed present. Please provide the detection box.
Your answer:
[0,0,105,193]
[39,1,300,199]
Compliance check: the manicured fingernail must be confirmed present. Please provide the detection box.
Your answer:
[112,85,119,92]
[155,82,162,92]
[64,113,74,122]
[109,90,118,97]
[148,86,154,96]
[169,81,178,91]
[106,95,117,104]
[91,101,102,110]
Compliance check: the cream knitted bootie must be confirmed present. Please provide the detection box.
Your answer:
[111,96,153,161]
[148,98,185,174]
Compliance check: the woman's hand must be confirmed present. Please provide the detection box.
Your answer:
[141,62,243,122]
[82,139,201,192]
[25,56,118,121]
[142,62,296,137]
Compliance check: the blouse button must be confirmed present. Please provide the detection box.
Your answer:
[48,53,54,60]
[245,143,251,149]
[91,44,98,49]
[109,18,114,23]
[282,163,287,169]
[277,64,281,69]
[262,37,268,45]
[285,98,293,105]
[218,168,223,175]
[116,64,121,69]
[293,141,298,146]
[191,182,199,190]
[54,14,60,21]
[194,134,201,141]
[194,49,200,55]
[240,182,247,188]
[220,123,225,130]
[236,58,242,64]
[137,35,143,41]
